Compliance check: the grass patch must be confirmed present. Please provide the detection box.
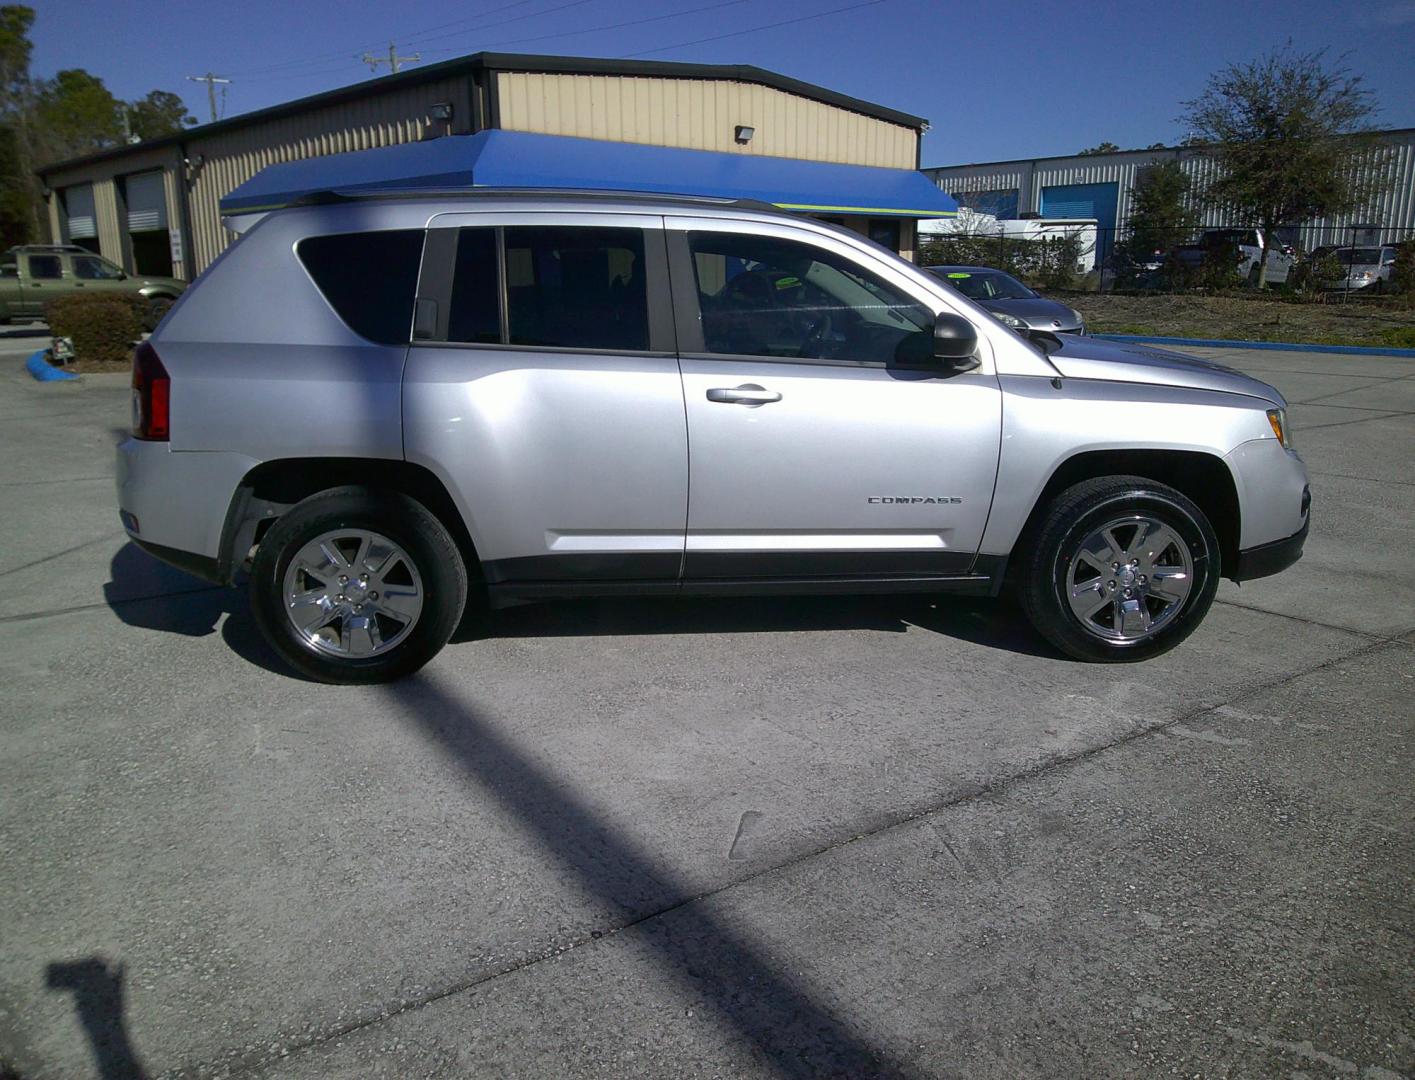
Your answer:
[1062,291,1415,349]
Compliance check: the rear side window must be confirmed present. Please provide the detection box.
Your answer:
[504,226,648,351]
[28,255,62,279]
[297,230,425,345]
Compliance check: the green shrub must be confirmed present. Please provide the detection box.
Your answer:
[1391,241,1415,296]
[1377,326,1415,349]
[44,293,144,366]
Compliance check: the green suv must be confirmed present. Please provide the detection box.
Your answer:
[1,244,185,325]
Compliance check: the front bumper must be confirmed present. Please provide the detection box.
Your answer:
[1233,509,1309,582]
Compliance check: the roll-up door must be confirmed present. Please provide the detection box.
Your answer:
[63,184,97,240]
[125,172,168,233]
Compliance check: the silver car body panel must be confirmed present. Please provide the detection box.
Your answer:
[979,374,1302,558]
[120,191,1307,593]
[117,438,260,558]
[1046,337,1285,405]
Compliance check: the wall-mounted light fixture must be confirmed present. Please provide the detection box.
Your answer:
[734,124,755,145]
[430,101,453,121]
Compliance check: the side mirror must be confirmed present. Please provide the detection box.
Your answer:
[933,312,979,371]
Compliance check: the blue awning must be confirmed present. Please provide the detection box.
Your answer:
[219,129,957,219]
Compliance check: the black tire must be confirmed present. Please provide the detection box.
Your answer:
[1017,475,1220,662]
[250,486,467,683]
[143,295,175,331]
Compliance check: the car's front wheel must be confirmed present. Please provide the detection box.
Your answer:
[249,487,466,683]
[1018,475,1220,662]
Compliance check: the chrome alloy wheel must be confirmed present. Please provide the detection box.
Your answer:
[281,529,424,659]
[1064,515,1194,644]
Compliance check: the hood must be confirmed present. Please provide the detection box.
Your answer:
[137,275,186,292]
[1047,336,1285,405]
[981,296,1082,329]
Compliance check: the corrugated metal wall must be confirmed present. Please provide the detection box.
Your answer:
[927,131,1415,245]
[496,72,917,169]
[44,67,921,280]
[184,76,472,271]
[43,144,185,273]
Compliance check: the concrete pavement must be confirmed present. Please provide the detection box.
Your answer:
[0,338,1410,1078]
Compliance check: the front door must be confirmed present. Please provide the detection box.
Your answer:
[668,219,1001,582]
[402,213,687,591]
[68,253,130,297]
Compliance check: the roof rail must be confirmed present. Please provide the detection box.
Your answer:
[5,243,89,253]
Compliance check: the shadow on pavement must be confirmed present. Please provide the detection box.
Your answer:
[456,592,1060,659]
[0,324,50,341]
[389,674,918,1078]
[101,542,301,679]
[45,958,147,1080]
[104,541,1062,681]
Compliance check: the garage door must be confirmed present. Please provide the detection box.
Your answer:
[62,183,97,245]
[124,171,168,233]
[1041,182,1118,261]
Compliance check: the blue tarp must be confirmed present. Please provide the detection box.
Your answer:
[220,129,957,219]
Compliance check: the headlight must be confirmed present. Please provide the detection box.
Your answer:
[992,311,1028,330]
[1266,407,1293,449]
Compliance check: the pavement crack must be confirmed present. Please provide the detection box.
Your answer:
[178,634,1394,1079]
[0,533,122,579]
[1213,598,1388,640]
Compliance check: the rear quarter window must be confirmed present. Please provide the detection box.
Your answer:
[297,230,425,345]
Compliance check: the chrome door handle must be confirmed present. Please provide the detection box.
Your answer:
[706,384,782,406]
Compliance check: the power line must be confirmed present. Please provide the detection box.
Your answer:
[224,0,595,79]
[417,0,751,57]
[361,42,422,75]
[185,72,231,123]
[623,0,887,58]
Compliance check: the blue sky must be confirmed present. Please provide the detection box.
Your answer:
[28,0,1415,166]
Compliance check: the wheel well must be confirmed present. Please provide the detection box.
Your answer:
[1017,450,1241,574]
[220,458,480,583]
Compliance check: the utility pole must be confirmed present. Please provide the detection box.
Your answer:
[361,42,420,75]
[186,73,231,123]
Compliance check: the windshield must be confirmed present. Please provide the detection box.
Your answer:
[1337,248,1382,266]
[934,269,1035,301]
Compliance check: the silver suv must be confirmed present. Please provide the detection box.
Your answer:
[117,192,1309,683]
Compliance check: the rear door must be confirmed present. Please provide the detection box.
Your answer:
[667,217,1001,584]
[22,253,67,313]
[403,212,688,592]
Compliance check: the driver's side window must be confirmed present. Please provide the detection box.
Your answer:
[687,231,931,364]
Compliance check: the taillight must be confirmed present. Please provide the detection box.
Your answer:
[132,341,170,441]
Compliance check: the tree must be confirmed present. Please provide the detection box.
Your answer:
[1126,160,1198,263]
[127,89,194,140]
[32,68,122,162]
[1078,141,1120,155]
[1180,43,1389,286]
[0,4,39,240]
[0,7,197,244]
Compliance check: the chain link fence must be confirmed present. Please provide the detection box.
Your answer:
[916,223,1415,301]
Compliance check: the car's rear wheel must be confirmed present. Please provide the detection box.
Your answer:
[250,487,466,683]
[143,295,175,331]
[1018,475,1220,662]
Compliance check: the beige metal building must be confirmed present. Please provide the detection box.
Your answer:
[38,53,930,280]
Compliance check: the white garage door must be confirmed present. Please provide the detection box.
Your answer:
[124,171,168,232]
[63,184,97,239]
